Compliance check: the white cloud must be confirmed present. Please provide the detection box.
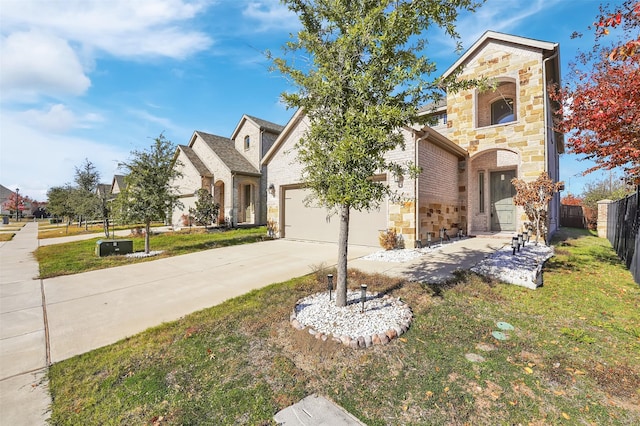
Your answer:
[18,104,104,133]
[433,0,565,52]
[242,1,299,32]
[0,31,91,99]
[0,110,128,201]
[1,0,214,59]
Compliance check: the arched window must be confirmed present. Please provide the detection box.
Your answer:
[477,79,517,127]
[244,135,250,150]
[491,98,515,125]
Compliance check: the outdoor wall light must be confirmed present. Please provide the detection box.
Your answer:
[327,274,334,301]
[394,173,404,188]
[517,233,524,251]
[360,284,367,313]
[268,183,275,197]
[512,236,519,255]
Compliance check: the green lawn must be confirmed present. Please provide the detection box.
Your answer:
[47,228,640,425]
[35,227,268,278]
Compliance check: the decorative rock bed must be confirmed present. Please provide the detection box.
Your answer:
[290,290,413,349]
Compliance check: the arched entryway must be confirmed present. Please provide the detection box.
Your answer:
[468,149,519,233]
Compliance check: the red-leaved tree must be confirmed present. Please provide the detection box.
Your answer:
[553,1,640,184]
[512,172,563,245]
[561,194,583,206]
[2,192,26,220]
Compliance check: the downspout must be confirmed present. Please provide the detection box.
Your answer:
[542,48,559,175]
[543,48,559,239]
[414,129,420,248]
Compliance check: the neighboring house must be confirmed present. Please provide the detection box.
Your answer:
[96,183,113,200]
[171,115,284,227]
[110,175,127,197]
[261,31,563,248]
[0,184,13,216]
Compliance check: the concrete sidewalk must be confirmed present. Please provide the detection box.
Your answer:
[0,222,51,425]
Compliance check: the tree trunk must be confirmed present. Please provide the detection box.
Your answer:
[145,220,151,253]
[336,204,350,307]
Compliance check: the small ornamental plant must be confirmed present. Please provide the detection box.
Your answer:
[379,228,401,250]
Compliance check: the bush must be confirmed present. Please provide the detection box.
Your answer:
[379,228,401,250]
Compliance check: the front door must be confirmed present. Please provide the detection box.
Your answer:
[490,170,516,231]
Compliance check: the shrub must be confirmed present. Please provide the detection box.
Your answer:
[379,228,401,250]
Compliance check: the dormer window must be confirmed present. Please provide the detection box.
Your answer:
[477,79,517,128]
[244,135,250,150]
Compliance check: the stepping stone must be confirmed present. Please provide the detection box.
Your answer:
[497,321,514,331]
[492,331,508,341]
[476,342,496,352]
[465,353,486,363]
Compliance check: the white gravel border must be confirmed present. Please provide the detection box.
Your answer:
[471,243,554,289]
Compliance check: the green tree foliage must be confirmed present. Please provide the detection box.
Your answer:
[46,185,76,223]
[73,159,101,230]
[116,133,183,253]
[582,175,634,210]
[273,0,484,306]
[189,189,220,226]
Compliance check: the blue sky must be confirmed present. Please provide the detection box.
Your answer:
[0,0,620,201]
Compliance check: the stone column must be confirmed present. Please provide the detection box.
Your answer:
[597,199,613,238]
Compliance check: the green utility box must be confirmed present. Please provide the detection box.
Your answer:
[96,239,133,257]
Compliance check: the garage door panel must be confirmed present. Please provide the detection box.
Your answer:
[284,187,387,246]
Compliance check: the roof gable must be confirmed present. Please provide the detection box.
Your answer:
[230,114,285,141]
[261,109,305,166]
[193,131,260,176]
[178,145,212,177]
[441,31,558,80]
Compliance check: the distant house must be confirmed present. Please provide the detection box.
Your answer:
[0,184,13,216]
[170,115,284,227]
[261,31,563,247]
[110,175,127,196]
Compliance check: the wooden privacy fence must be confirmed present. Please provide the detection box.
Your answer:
[604,188,640,285]
[560,205,585,228]
[560,205,597,229]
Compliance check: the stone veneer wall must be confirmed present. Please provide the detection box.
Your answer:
[445,41,549,234]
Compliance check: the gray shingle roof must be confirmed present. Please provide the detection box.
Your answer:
[245,115,285,134]
[178,145,212,177]
[195,131,261,176]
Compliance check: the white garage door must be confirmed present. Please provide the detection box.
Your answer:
[283,187,387,247]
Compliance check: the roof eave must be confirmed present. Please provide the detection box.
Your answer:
[441,30,559,81]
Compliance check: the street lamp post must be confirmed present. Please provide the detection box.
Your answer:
[15,188,19,221]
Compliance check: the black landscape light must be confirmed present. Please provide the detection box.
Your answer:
[517,233,523,251]
[427,232,431,248]
[327,274,333,301]
[512,236,518,255]
[360,284,367,313]
[524,230,530,243]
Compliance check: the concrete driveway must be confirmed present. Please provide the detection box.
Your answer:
[44,238,378,362]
